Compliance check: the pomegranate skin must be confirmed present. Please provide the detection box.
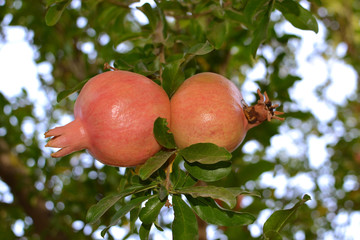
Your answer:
[170,72,252,152]
[45,70,170,167]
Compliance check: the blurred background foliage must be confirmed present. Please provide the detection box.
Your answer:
[0,0,359,239]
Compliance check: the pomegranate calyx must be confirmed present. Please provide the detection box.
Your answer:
[242,89,284,124]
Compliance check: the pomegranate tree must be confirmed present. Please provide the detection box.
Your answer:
[45,70,170,167]
[170,72,284,152]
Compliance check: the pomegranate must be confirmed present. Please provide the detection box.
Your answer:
[45,70,170,167]
[170,72,283,152]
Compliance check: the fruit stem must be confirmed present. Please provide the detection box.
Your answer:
[242,89,285,125]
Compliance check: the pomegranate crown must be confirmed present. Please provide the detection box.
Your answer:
[242,89,285,124]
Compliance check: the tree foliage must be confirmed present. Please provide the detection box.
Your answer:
[0,0,359,239]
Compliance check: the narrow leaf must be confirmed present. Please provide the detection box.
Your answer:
[86,183,157,224]
[184,161,231,182]
[178,186,237,209]
[138,3,158,30]
[139,223,152,240]
[187,196,255,226]
[225,188,261,199]
[101,195,155,237]
[139,196,166,224]
[46,0,67,7]
[225,9,247,23]
[244,0,272,23]
[263,194,311,238]
[275,0,318,33]
[139,150,176,180]
[250,0,274,57]
[130,207,141,234]
[187,41,214,56]
[57,78,89,103]
[172,195,198,240]
[45,1,70,26]
[153,117,176,149]
[179,143,232,164]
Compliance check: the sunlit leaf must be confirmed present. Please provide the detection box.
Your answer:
[186,196,255,226]
[179,143,232,164]
[263,194,311,239]
[138,150,176,180]
[184,160,232,182]
[275,0,318,33]
[178,185,237,208]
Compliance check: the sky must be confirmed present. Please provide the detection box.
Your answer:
[0,1,359,239]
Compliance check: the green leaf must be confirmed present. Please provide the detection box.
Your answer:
[57,78,89,103]
[138,150,176,180]
[179,143,232,164]
[225,188,262,199]
[249,0,274,57]
[178,186,237,209]
[46,0,67,7]
[45,1,71,26]
[130,207,141,234]
[139,223,152,240]
[162,59,185,97]
[154,221,164,231]
[263,194,311,239]
[224,9,247,23]
[158,185,168,201]
[207,21,227,49]
[184,160,232,182]
[138,3,158,30]
[139,196,166,224]
[101,195,155,237]
[275,0,318,33]
[86,183,157,224]
[172,195,198,240]
[186,196,255,226]
[171,155,197,188]
[153,117,176,149]
[244,0,272,23]
[264,231,283,240]
[187,41,214,56]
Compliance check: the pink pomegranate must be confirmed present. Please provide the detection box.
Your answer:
[45,70,170,167]
[170,72,283,152]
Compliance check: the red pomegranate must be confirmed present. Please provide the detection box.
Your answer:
[170,72,283,152]
[45,70,170,167]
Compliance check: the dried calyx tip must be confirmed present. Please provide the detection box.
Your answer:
[104,63,118,71]
[242,89,285,124]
